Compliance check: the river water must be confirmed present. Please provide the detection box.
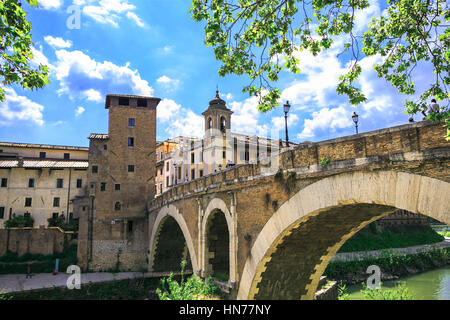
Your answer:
[345,266,450,300]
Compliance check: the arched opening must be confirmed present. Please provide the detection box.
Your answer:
[220,116,226,132]
[205,209,230,281]
[207,117,212,130]
[114,202,121,211]
[237,171,450,300]
[151,215,192,272]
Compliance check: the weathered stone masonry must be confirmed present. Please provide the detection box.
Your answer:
[148,120,449,300]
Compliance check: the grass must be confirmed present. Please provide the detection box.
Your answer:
[325,247,450,280]
[3,277,162,300]
[338,228,444,253]
[156,261,222,300]
[338,282,413,300]
[0,244,78,275]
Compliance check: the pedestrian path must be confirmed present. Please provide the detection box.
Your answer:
[332,238,450,262]
[0,270,188,294]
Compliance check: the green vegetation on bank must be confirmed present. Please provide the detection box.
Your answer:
[338,282,413,300]
[338,227,444,253]
[325,248,450,281]
[2,277,162,300]
[156,261,221,300]
[0,245,78,275]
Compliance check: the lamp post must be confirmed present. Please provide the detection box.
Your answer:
[352,112,359,134]
[284,101,291,147]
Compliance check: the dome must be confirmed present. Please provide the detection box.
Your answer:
[209,90,226,106]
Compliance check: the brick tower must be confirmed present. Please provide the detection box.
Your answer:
[76,94,161,271]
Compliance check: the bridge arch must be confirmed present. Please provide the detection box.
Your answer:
[149,204,198,273]
[237,170,450,300]
[201,197,237,282]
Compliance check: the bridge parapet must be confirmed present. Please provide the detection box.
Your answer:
[149,120,448,212]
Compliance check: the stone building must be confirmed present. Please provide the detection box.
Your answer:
[75,94,160,271]
[0,142,88,229]
[158,91,293,194]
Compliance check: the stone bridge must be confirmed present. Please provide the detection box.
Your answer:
[147,121,450,300]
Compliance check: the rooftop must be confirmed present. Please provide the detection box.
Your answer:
[0,142,88,151]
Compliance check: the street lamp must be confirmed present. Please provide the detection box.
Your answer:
[284,101,291,147]
[352,112,359,134]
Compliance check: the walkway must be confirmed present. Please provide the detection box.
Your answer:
[332,238,450,262]
[0,270,189,295]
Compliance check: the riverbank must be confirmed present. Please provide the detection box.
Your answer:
[325,247,450,285]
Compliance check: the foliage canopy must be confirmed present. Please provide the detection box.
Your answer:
[0,0,49,101]
[190,0,449,138]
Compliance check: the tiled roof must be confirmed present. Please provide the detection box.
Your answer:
[0,160,89,168]
[88,133,109,140]
[0,142,88,151]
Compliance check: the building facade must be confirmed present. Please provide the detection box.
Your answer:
[155,91,292,196]
[76,94,160,271]
[0,143,88,229]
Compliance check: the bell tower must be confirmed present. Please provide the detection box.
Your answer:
[202,90,233,136]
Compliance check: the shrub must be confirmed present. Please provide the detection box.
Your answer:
[4,215,34,228]
[156,261,221,300]
[360,282,412,300]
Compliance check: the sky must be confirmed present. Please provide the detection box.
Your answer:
[0,0,437,147]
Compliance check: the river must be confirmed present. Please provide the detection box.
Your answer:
[345,266,450,300]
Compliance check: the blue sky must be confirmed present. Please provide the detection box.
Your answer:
[0,0,434,147]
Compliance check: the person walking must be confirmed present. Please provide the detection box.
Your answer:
[26,263,32,279]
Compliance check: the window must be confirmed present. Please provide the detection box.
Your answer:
[127,221,133,233]
[191,152,195,164]
[39,152,46,159]
[115,184,120,191]
[56,178,64,188]
[159,184,162,194]
[128,118,135,127]
[137,98,147,107]
[207,117,212,129]
[28,178,35,188]
[104,144,108,150]
[240,151,250,161]
[53,197,60,207]
[101,182,106,191]
[119,97,129,106]
[128,165,135,172]
[0,207,4,219]
[166,162,169,171]
[1,178,7,187]
[199,170,203,178]
[64,153,70,160]
[52,212,59,219]
[25,198,32,207]
[223,151,226,159]
[160,169,163,176]
[191,169,195,180]
[114,202,121,211]
[166,176,169,187]
[128,137,134,147]
[76,179,82,188]
[92,165,98,173]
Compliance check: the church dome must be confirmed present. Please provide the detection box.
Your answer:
[209,90,226,107]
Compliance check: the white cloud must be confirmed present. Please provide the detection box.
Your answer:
[126,12,145,28]
[0,88,44,126]
[229,95,270,136]
[158,98,181,122]
[53,49,153,102]
[75,106,85,116]
[297,106,353,140]
[38,0,63,10]
[81,0,145,28]
[168,109,204,138]
[44,36,73,49]
[30,46,51,68]
[272,114,299,132]
[156,75,180,92]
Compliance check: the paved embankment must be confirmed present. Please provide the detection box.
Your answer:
[332,238,450,262]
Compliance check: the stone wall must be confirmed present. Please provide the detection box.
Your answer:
[0,228,69,257]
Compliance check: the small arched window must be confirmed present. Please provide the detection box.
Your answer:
[220,117,226,132]
[114,202,121,211]
[207,117,212,129]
